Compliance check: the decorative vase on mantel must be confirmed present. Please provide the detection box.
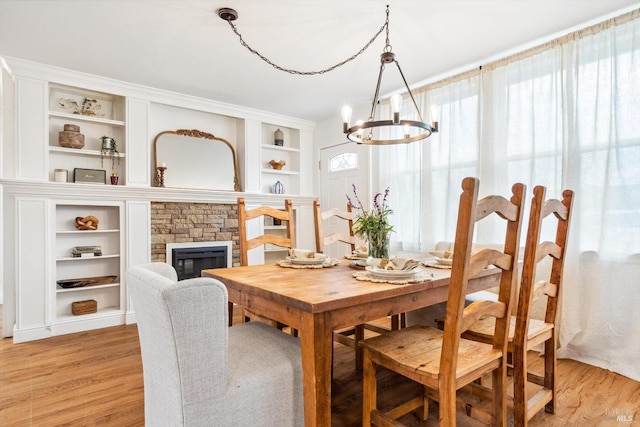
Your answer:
[367,229,390,259]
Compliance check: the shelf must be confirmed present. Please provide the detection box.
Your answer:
[261,144,300,153]
[260,123,301,195]
[56,229,120,235]
[48,83,127,185]
[49,146,127,158]
[49,111,125,127]
[261,169,300,176]
[264,225,288,230]
[56,282,120,293]
[264,245,288,252]
[265,248,288,253]
[56,254,120,262]
[53,201,123,331]
[55,306,122,322]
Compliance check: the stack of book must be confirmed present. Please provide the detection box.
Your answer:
[71,245,102,257]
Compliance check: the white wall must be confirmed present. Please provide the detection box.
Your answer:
[0,57,318,341]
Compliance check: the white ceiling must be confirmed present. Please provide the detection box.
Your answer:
[1,0,639,122]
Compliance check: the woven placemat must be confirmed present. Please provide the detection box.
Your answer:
[277,258,340,269]
[352,271,432,285]
[422,261,453,269]
[344,255,368,260]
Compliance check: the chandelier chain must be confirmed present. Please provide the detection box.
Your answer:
[223,13,389,75]
[384,5,392,52]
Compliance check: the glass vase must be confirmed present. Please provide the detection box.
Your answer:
[367,229,390,259]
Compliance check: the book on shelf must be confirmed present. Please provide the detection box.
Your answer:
[71,245,103,257]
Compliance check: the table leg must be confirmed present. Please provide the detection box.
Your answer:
[300,311,333,426]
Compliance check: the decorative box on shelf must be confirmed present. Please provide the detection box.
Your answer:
[71,299,97,315]
[71,245,103,257]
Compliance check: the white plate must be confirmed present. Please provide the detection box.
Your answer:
[423,260,452,269]
[434,257,453,266]
[287,255,328,265]
[365,266,420,279]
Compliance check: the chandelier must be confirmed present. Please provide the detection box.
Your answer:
[217,5,438,145]
[342,7,438,145]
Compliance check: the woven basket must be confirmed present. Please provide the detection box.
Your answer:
[71,299,97,315]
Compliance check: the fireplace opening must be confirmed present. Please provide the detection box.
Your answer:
[170,245,229,281]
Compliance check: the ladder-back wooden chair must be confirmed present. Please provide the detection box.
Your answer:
[313,200,357,255]
[314,201,366,369]
[461,186,574,426]
[359,177,526,426]
[313,200,403,370]
[237,197,295,328]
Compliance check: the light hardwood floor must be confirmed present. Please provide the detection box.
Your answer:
[1,306,638,426]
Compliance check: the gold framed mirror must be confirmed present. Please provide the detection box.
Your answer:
[153,129,240,191]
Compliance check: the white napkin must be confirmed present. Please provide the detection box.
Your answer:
[367,257,421,270]
[429,250,453,259]
[288,249,327,259]
[352,244,369,258]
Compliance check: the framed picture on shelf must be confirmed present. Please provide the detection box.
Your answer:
[49,87,114,120]
[74,168,106,184]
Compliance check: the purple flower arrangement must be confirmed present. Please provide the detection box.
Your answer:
[347,184,394,258]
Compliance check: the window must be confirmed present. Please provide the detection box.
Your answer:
[328,152,358,172]
[377,9,640,381]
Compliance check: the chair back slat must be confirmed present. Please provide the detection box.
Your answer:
[536,241,563,262]
[542,198,570,221]
[313,200,357,254]
[460,300,507,333]
[475,194,521,222]
[467,249,513,278]
[245,235,294,251]
[238,197,295,266]
[532,280,559,300]
[321,207,356,222]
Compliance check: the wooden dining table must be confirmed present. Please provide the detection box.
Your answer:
[202,258,503,427]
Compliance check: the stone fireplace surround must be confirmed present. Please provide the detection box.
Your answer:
[151,202,240,267]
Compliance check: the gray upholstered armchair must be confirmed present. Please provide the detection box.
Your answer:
[127,263,303,427]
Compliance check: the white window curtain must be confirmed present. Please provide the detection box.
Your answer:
[378,71,481,252]
[377,9,640,381]
[555,14,640,381]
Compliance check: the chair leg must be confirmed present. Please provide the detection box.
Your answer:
[439,380,457,426]
[228,302,234,326]
[390,313,406,330]
[491,362,508,427]
[418,385,429,421]
[512,344,527,427]
[362,348,377,427]
[544,332,557,414]
[354,324,365,370]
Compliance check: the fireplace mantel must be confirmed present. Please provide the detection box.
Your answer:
[0,180,316,206]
